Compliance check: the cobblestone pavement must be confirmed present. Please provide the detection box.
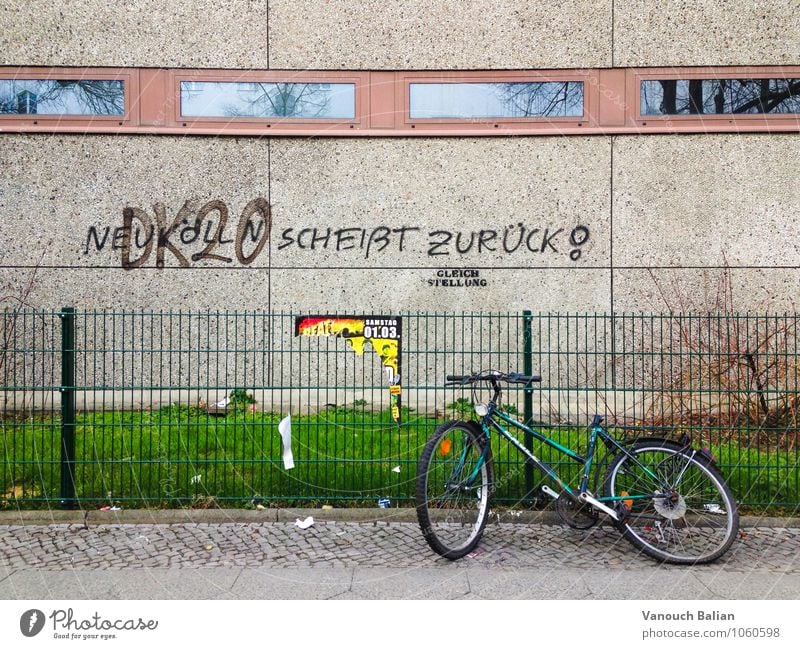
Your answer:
[1,520,798,573]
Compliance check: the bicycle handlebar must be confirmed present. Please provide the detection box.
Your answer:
[445,371,542,385]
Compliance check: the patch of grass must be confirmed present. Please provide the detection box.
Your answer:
[0,403,436,508]
[1,409,797,512]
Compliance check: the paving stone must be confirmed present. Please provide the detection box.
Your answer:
[0,522,798,573]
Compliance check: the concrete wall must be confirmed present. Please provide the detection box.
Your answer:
[3,1,797,69]
[2,132,798,312]
[1,1,798,314]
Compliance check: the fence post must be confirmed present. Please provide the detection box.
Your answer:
[59,307,77,509]
[522,310,535,504]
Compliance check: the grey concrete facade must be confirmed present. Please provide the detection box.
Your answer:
[1,133,797,312]
[0,2,798,312]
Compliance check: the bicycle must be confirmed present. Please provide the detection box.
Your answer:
[415,370,739,564]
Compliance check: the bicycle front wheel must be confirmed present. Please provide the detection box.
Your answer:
[415,421,493,559]
[603,439,739,564]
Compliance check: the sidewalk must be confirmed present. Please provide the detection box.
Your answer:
[1,509,799,599]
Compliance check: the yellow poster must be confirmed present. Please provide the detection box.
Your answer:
[295,316,402,424]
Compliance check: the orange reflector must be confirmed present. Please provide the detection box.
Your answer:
[439,439,452,456]
[621,490,633,508]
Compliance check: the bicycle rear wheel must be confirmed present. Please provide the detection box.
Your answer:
[415,421,493,559]
[603,439,738,564]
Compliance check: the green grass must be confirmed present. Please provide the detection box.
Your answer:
[1,403,436,508]
[1,405,798,511]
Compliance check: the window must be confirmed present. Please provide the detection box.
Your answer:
[641,78,800,115]
[0,79,124,115]
[180,81,356,119]
[1,66,798,135]
[409,81,584,119]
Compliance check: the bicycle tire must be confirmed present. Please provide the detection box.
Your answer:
[603,438,739,564]
[415,420,493,559]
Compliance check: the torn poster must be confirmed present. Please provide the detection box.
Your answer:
[295,315,402,425]
[278,413,295,470]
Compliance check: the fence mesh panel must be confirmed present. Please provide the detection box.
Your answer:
[1,309,798,509]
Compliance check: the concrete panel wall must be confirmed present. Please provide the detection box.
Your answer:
[614,0,800,67]
[614,268,800,313]
[0,0,271,68]
[613,134,800,267]
[268,0,612,69]
[0,135,612,312]
[3,132,799,312]
[1,3,798,316]
[6,1,796,70]
[0,134,270,308]
[270,138,609,267]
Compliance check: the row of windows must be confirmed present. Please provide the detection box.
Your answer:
[1,68,798,134]
[3,77,799,119]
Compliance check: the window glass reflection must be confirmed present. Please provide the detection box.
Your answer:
[180,81,356,119]
[641,79,800,115]
[0,79,124,115]
[409,82,583,119]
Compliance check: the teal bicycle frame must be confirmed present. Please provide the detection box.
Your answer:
[466,401,678,521]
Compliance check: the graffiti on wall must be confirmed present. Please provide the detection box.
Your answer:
[277,223,591,260]
[82,198,270,269]
[81,198,592,268]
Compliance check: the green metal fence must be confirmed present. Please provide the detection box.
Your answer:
[1,308,798,509]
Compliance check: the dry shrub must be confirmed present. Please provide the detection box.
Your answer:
[631,264,799,451]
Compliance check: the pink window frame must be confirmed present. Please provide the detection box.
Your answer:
[0,66,797,136]
[399,69,596,131]
[169,69,369,132]
[0,66,136,126]
[627,66,800,132]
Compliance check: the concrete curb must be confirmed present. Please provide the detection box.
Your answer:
[0,507,797,528]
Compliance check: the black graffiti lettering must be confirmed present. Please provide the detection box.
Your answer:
[134,226,154,250]
[92,202,589,269]
[121,207,153,269]
[502,223,525,253]
[570,225,590,246]
[478,229,498,253]
[392,226,421,252]
[540,228,563,253]
[83,226,110,255]
[278,228,295,250]
[191,200,232,264]
[296,228,314,249]
[455,231,475,254]
[180,223,200,245]
[365,227,391,259]
[311,227,332,249]
[335,227,361,251]
[569,225,590,262]
[243,218,264,242]
[112,226,130,250]
[525,229,541,252]
[427,231,452,256]
[202,220,215,243]
[235,197,270,265]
